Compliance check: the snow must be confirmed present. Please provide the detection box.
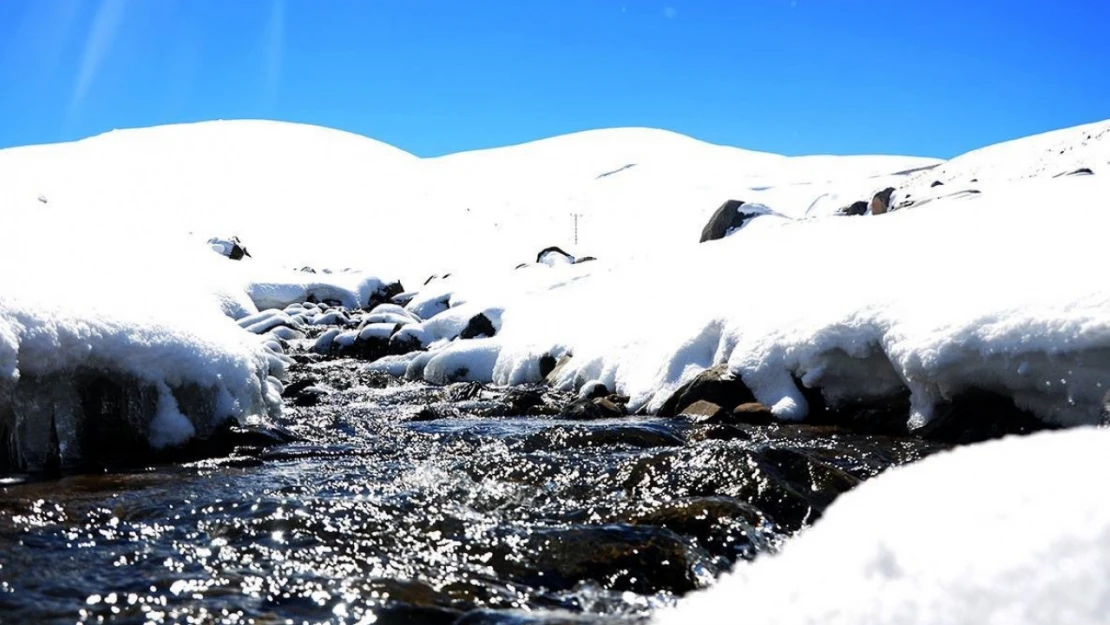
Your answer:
[3,116,1110,466]
[655,426,1110,625]
[0,211,283,469]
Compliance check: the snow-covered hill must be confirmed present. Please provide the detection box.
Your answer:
[0,120,937,284]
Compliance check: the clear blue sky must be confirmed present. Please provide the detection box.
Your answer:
[1,0,1108,158]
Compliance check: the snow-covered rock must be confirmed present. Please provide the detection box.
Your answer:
[656,426,1110,625]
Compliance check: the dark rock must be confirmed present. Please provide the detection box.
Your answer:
[837,200,869,216]
[631,497,769,560]
[536,246,575,265]
[446,381,485,402]
[658,364,756,418]
[544,354,573,385]
[281,378,318,398]
[503,387,546,414]
[869,187,896,215]
[538,354,558,379]
[208,236,251,260]
[607,394,630,405]
[561,397,626,420]
[367,281,405,310]
[913,389,1055,444]
[930,180,945,187]
[459,313,497,339]
[512,524,705,594]
[580,381,611,400]
[731,402,775,425]
[573,256,597,264]
[679,400,727,422]
[291,386,329,407]
[700,199,778,242]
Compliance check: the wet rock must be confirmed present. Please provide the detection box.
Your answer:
[291,385,329,407]
[514,524,706,594]
[658,364,756,418]
[731,402,775,425]
[913,389,1054,444]
[503,387,546,414]
[561,397,626,421]
[460,313,497,339]
[680,400,726,422]
[447,381,486,402]
[631,496,771,560]
[869,186,896,215]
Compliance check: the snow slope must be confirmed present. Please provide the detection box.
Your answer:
[0,120,937,286]
[655,426,1110,625]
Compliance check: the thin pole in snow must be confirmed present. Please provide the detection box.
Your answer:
[571,212,581,245]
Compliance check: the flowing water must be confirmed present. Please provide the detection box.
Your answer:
[0,359,942,624]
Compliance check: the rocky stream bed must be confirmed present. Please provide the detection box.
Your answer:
[0,348,961,624]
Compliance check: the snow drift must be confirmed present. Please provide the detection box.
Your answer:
[655,426,1110,625]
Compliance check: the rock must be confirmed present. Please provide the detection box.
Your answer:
[538,354,558,379]
[208,236,251,260]
[578,380,610,400]
[869,187,896,215]
[368,281,405,309]
[561,397,626,420]
[543,354,573,385]
[930,180,945,187]
[292,386,329,407]
[631,497,769,560]
[536,246,575,266]
[731,402,775,425]
[459,313,497,339]
[837,200,870,216]
[503,387,546,414]
[1054,167,1094,177]
[574,256,597,264]
[913,389,1054,444]
[658,364,756,418]
[700,199,784,242]
[679,400,727,422]
[446,381,485,402]
[512,524,705,594]
[281,378,317,398]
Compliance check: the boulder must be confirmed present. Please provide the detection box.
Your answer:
[561,396,626,420]
[543,354,573,385]
[537,246,575,266]
[658,364,756,418]
[208,236,251,260]
[913,389,1054,444]
[679,400,727,422]
[869,187,896,215]
[837,200,869,216]
[459,312,497,339]
[699,200,780,242]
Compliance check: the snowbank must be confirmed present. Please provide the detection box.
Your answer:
[408,173,1110,431]
[655,426,1110,625]
[0,211,283,470]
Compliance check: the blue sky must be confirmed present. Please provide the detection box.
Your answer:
[1,0,1107,158]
